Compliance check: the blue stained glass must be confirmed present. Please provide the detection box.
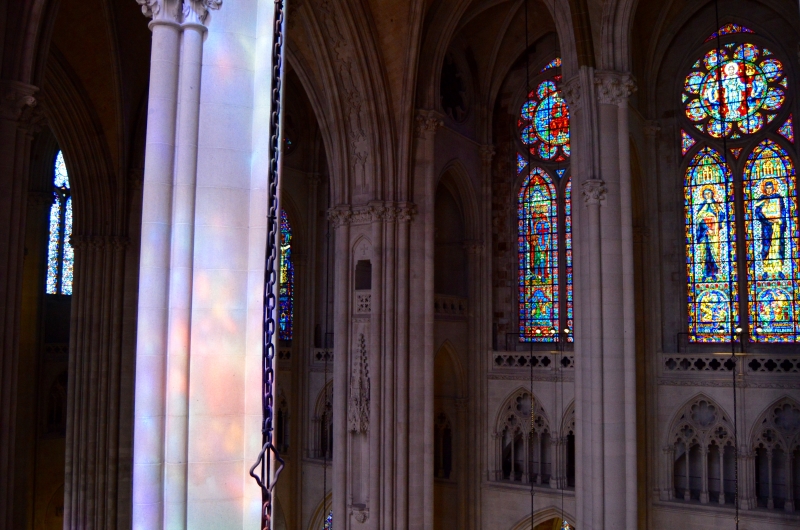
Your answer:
[555,169,566,179]
[517,153,528,174]
[778,115,795,143]
[744,140,799,342]
[519,167,559,341]
[279,209,294,341]
[323,511,332,529]
[681,129,697,156]
[47,150,72,295]
[62,197,73,295]
[685,147,738,341]
[46,197,61,294]
[519,77,570,162]
[565,178,573,342]
[705,23,755,42]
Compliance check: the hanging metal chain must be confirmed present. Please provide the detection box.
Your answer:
[249,1,287,529]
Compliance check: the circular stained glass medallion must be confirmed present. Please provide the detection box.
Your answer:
[519,78,570,162]
[684,43,786,139]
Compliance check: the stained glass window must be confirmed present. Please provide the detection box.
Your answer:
[565,178,573,342]
[46,151,73,295]
[518,167,559,340]
[778,115,795,143]
[517,59,571,343]
[705,24,755,42]
[683,42,785,139]
[744,140,799,341]
[279,209,294,341]
[685,147,738,341]
[682,29,798,343]
[681,129,697,155]
[540,57,562,72]
[323,511,332,529]
[517,153,528,174]
[519,72,570,162]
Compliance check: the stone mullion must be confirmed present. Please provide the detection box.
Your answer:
[785,451,794,512]
[718,446,726,504]
[700,444,709,503]
[767,448,774,508]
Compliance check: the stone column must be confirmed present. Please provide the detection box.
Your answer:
[368,202,383,529]
[410,109,442,530]
[739,449,757,509]
[395,203,413,528]
[64,235,129,529]
[163,2,209,526]
[132,1,181,526]
[661,445,675,501]
[381,205,396,529]
[329,207,351,530]
[0,81,39,530]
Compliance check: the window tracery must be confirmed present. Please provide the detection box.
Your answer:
[751,399,800,510]
[666,396,736,504]
[682,26,798,342]
[494,390,555,485]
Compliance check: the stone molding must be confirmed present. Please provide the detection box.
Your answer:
[414,109,444,138]
[581,179,607,206]
[594,71,636,107]
[137,0,221,24]
[327,202,417,227]
[561,77,582,111]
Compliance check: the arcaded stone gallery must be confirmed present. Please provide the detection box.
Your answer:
[2,0,800,528]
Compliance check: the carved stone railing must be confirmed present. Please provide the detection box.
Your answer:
[660,353,800,388]
[434,294,467,318]
[490,351,574,373]
[311,348,334,371]
[277,347,292,369]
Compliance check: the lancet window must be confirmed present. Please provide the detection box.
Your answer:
[665,397,736,505]
[751,399,800,511]
[517,58,573,342]
[279,209,294,341]
[494,390,555,486]
[46,151,74,295]
[682,25,799,342]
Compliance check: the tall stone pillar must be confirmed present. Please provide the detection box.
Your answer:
[564,68,637,530]
[0,80,40,530]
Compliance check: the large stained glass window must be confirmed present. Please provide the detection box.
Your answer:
[682,25,798,343]
[279,209,294,341]
[685,148,738,340]
[519,168,558,340]
[517,59,572,342]
[46,151,73,295]
[744,140,799,340]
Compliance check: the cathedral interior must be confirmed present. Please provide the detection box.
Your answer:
[1,0,800,529]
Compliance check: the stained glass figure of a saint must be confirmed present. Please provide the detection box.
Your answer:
[278,209,294,341]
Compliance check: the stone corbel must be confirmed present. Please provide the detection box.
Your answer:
[349,505,369,524]
[594,71,637,107]
[561,77,582,112]
[183,0,222,27]
[0,81,38,124]
[581,179,607,206]
[478,144,495,164]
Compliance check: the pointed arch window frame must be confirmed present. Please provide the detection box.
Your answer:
[515,59,573,343]
[680,27,799,343]
[46,150,74,296]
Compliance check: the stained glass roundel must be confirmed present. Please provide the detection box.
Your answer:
[519,78,570,161]
[684,43,786,139]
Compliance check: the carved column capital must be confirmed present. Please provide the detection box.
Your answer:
[394,202,417,222]
[414,109,444,138]
[561,77,583,111]
[581,179,607,206]
[183,0,222,26]
[327,205,352,229]
[594,71,637,107]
